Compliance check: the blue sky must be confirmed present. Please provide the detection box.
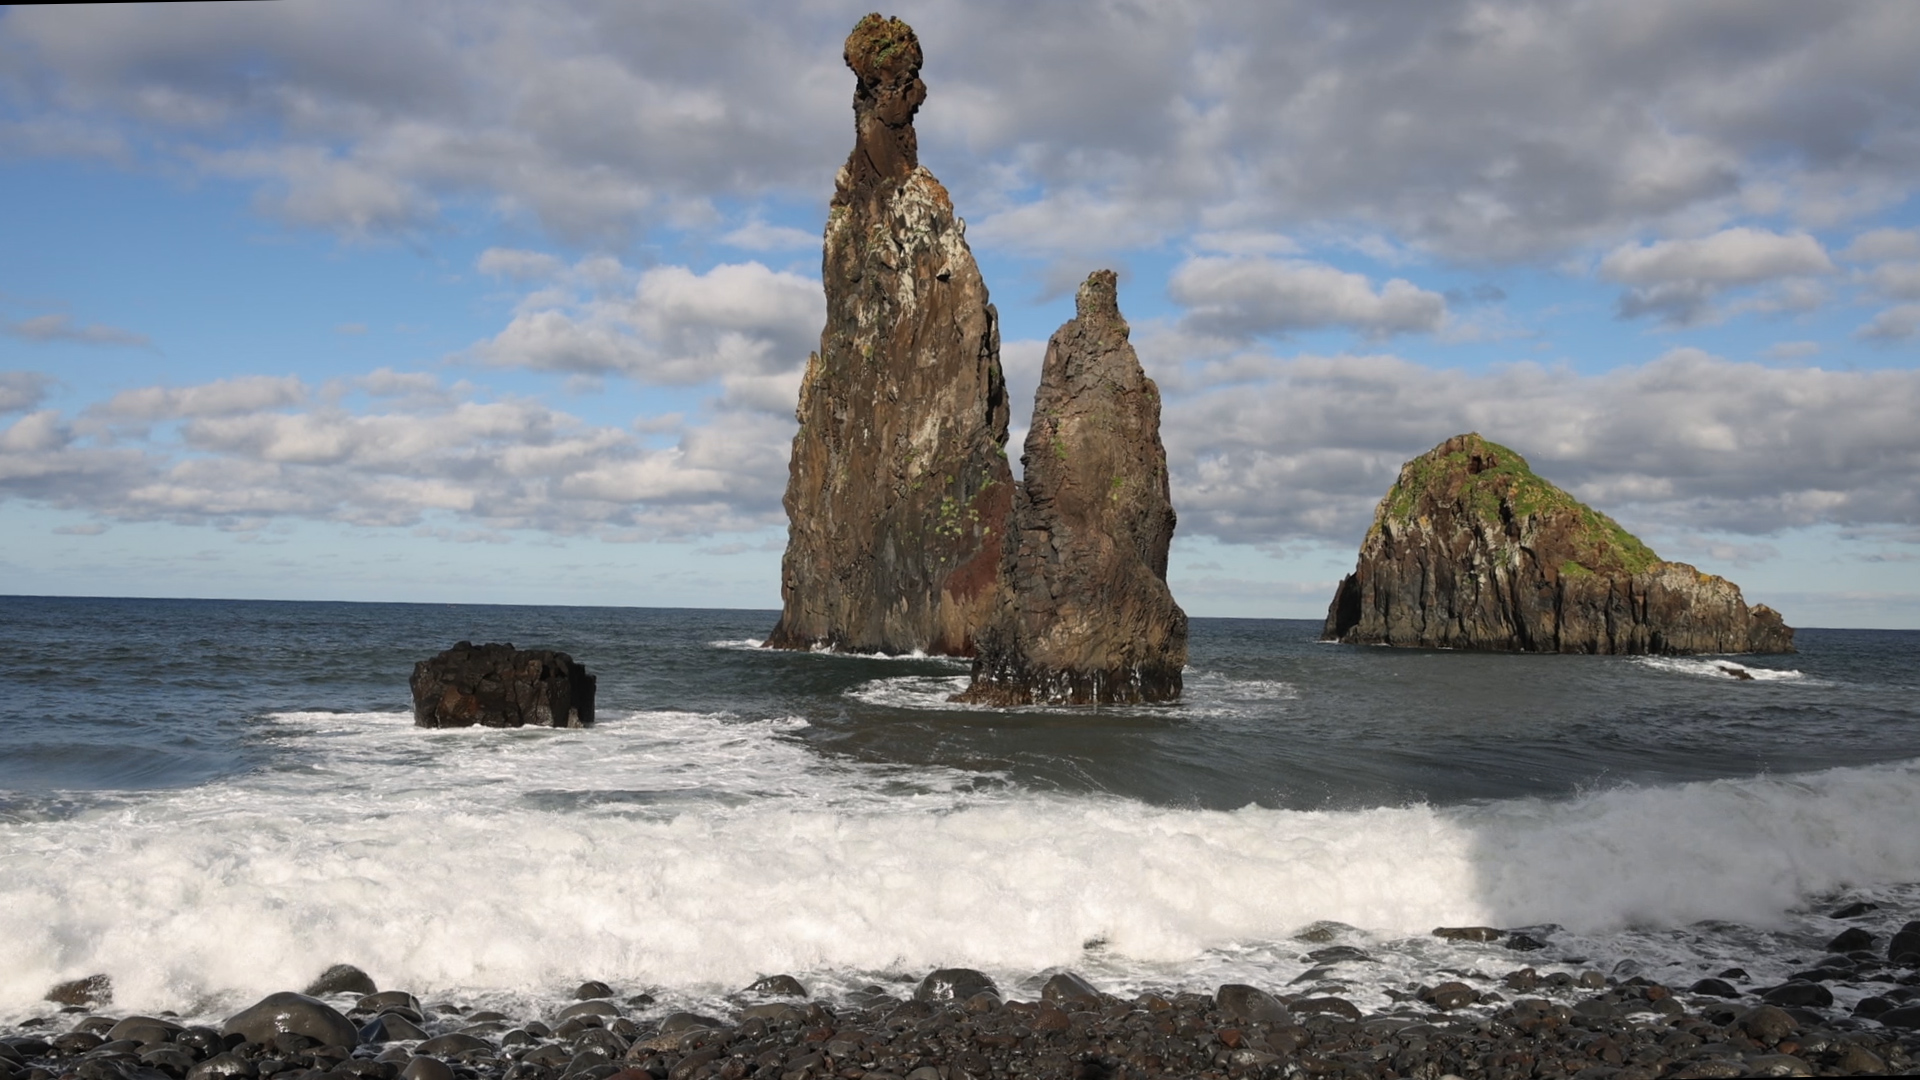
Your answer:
[2,1,1918,626]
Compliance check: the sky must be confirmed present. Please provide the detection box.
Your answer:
[1,1,1918,627]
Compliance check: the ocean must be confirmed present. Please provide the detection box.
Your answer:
[3,595,1918,1028]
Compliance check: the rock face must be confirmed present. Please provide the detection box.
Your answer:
[410,641,596,728]
[766,14,1013,656]
[1323,433,1794,654]
[956,271,1188,704]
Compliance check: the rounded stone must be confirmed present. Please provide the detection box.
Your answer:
[223,993,360,1051]
[400,1057,454,1080]
[653,1013,723,1038]
[352,992,421,1019]
[1877,1003,1920,1029]
[1689,978,1741,999]
[303,965,377,999]
[1039,972,1103,1008]
[1736,1004,1800,1044]
[912,969,997,1004]
[742,975,806,998]
[413,1034,488,1057]
[358,1014,428,1044]
[1828,927,1876,953]
[1761,981,1834,1009]
[554,1001,619,1023]
[573,982,613,1001]
[107,1017,182,1046]
[1214,984,1290,1024]
[184,1052,257,1080]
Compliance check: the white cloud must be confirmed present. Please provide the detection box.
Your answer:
[1856,303,1920,342]
[477,247,566,281]
[1,1,1916,269]
[4,313,151,348]
[1159,347,1920,546]
[1867,262,1920,301]
[1764,340,1821,361]
[475,257,823,384]
[720,219,819,252]
[1840,227,1920,262]
[93,376,307,421]
[1600,228,1835,286]
[1598,227,1835,327]
[1169,256,1447,340]
[0,370,795,539]
[0,372,54,414]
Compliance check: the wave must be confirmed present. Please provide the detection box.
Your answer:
[1632,656,1807,682]
[4,703,1917,1022]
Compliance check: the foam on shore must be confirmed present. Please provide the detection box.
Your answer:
[3,706,1917,1025]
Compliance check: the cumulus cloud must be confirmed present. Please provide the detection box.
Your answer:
[1840,228,1920,262]
[476,256,823,385]
[1158,347,1920,547]
[92,376,307,421]
[3,2,1915,263]
[4,313,151,348]
[720,219,819,252]
[1598,227,1835,326]
[1856,303,1920,342]
[0,371,794,538]
[1764,340,1821,361]
[1168,256,1448,340]
[0,372,54,414]
[1866,262,1920,301]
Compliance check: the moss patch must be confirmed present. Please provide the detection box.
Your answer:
[1379,434,1661,576]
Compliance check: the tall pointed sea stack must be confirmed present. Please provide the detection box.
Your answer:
[1324,433,1794,654]
[766,14,1013,655]
[957,271,1188,704]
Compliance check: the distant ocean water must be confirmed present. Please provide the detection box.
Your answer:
[3,595,1918,1026]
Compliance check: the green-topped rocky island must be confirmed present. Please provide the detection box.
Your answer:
[1324,433,1794,654]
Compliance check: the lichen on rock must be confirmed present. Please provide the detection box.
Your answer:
[1323,433,1794,654]
[956,270,1188,704]
[766,13,1012,656]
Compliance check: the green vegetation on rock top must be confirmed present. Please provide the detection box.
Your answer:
[1378,433,1662,576]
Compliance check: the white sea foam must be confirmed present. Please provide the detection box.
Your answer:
[4,707,1918,1027]
[844,671,1296,718]
[1631,656,1806,682]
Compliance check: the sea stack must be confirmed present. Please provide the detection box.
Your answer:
[766,14,1013,656]
[956,271,1188,704]
[1323,434,1794,654]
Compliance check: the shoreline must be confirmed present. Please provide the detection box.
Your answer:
[6,946,1918,1080]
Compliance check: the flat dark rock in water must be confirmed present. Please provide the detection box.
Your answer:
[1323,433,1794,654]
[1831,900,1879,918]
[410,641,595,728]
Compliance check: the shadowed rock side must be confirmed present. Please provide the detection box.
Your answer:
[767,14,1013,656]
[1323,434,1794,654]
[957,271,1188,704]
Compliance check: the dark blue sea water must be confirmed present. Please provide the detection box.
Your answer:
[3,595,1918,1025]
